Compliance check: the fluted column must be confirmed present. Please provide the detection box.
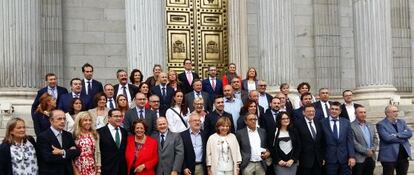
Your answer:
[41,0,63,82]
[125,0,165,76]
[228,0,249,76]
[353,0,397,99]
[0,0,42,89]
[257,0,295,86]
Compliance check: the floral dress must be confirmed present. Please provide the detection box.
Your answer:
[74,134,96,175]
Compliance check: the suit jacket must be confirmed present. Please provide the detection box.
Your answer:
[81,79,103,102]
[151,85,175,116]
[185,91,212,112]
[339,103,362,121]
[321,117,355,164]
[313,101,332,121]
[151,131,184,175]
[261,109,278,148]
[202,78,223,97]
[236,127,268,171]
[294,117,324,168]
[180,129,207,174]
[124,107,157,135]
[57,92,91,113]
[113,83,139,100]
[377,117,412,162]
[98,125,128,175]
[350,120,378,163]
[178,71,200,94]
[31,86,68,115]
[37,128,81,175]
[0,136,37,175]
[292,107,305,121]
[242,79,258,91]
[204,110,236,137]
[237,105,265,130]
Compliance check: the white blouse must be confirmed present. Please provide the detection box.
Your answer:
[165,106,190,133]
[65,113,76,133]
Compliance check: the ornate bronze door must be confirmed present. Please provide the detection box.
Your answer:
[166,0,228,78]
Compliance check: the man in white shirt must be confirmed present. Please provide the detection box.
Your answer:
[113,69,138,105]
[339,90,362,122]
[257,80,272,111]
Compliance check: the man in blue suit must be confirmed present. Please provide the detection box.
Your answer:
[377,105,412,175]
[58,78,91,113]
[80,63,103,105]
[321,101,355,175]
[314,88,332,120]
[151,72,174,116]
[202,65,223,97]
[31,73,68,115]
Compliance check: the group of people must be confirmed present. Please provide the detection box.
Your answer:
[0,60,412,175]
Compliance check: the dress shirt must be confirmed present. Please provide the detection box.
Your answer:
[258,94,269,111]
[271,110,278,122]
[108,124,122,143]
[247,128,263,161]
[47,86,58,99]
[345,103,356,122]
[233,90,242,100]
[160,130,169,143]
[321,101,330,118]
[117,84,132,103]
[50,126,66,158]
[358,120,371,148]
[305,117,317,137]
[223,97,243,129]
[136,108,145,119]
[209,77,216,89]
[329,116,340,138]
[72,92,81,98]
[106,98,116,108]
[84,78,93,95]
[193,91,202,99]
[190,129,203,162]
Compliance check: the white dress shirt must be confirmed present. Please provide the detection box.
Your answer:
[83,78,93,95]
[345,103,356,122]
[247,128,263,161]
[321,101,330,118]
[116,84,132,103]
[329,116,340,137]
[258,94,269,111]
[305,117,317,137]
[108,123,122,143]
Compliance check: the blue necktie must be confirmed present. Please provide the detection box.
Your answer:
[332,120,339,139]
[109,99,114,109]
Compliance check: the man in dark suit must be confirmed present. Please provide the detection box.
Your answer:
[204,96,235,137]
[151,117,184,175]
[98,108,128,175]
[292,92,313,121]
[351,106,378,175]
[261,97,281,148]
[37,109,80,175]
[181,113,207,175]
[377,105,412,175]
[314,88,332,120]
[57,78,91,112]
[320,101,355,175]
[231,77,248,104]
[236,113,270,175]
[151,72,174,116]
[294,104,325,175]
[178,59,200,94]
[202,65,223,97]
[32,73,68,115]
[113,69,139,105]
[340,90,362,122]
[124,93,157,134]
[149,94,161,118]
[257,80,272,111]
[103,83,116,109]
[81,63,103,105]
[185,79,212,112]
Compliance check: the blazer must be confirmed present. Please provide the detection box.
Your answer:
[339,103,362,121]
[313,101,332,121]
[180,129,207,174]
[178,71,200,94]
[81,79,103,102]
[125,135,158,175]
[350,120,378,163]
[37,128,81,175]
[377,117,412,162]
[88,107,110,128]
[236,127,268,171]
[204,110,236,137]
[272,127,301,163]
[31,86,68,115]
[294,117,324,168]
[32,112,51,136]
[113,83,139,100]
[124,108,157,135]
[261,109,278,148]
[202,78,223,97]
[0,136,37,175]
[151,131,185,175]
[206,133,241,175]
[321,117,355,164]
[185,91,212,112]
[242,79,258,91]
[292,107,305,122]
[57,92,91,113]
[98,125,128,175]
[151,85,175,116]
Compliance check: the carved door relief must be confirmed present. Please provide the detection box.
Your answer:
[166,0,228,78]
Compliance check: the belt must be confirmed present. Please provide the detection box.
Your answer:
[250,161,261,163]
[195,162,203,165]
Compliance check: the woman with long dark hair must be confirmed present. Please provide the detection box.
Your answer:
[165,90,190,132]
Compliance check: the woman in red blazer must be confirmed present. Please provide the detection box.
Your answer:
[125,119,158,175]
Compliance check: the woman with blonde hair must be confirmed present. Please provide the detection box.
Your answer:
[167,70,182,91]
[72,112,101,175]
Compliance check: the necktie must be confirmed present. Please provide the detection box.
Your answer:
[186,71,192,85]
[332,120,339,139]
[115,127,120,148]
[50,88,57,100]
[196,92,201,98]
[57,132,63,147]
[161,134,165,148]
[273,113,277,122]
[87,81,92,95]
[211,78,216,90]
[122,85,127,98]
[162,87,166,98]
[109,99,114,109]
[324,103,329,118]
[309,121,317,140]
[139,109,144,119]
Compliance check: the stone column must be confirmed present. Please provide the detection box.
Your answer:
[125,0,165,76]
[257,0,295,86]
[41,0,64,82]
[228,0,249,76]
[0,0,42,89]
[353,0,397,102]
